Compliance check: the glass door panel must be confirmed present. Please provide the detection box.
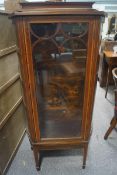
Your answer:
[30,22,88,139]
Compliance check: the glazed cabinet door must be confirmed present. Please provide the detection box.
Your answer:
[29,20,89,139]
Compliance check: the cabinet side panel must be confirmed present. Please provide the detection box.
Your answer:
[82,17,101,140]
[16,18,40,142]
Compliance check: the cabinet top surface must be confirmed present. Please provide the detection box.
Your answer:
[12,2,105,17]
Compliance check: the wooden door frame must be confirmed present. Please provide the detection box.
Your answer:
[16,15,101,146]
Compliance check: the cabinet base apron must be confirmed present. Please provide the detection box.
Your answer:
[31,140,89,170]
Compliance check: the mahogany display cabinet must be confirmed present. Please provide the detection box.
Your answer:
[12,1,105,170]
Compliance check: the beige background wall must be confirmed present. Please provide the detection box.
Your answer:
[0,12,26,175]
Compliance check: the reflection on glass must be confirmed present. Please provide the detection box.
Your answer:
[62,23,88,37]
[30,22,88,139]
[31,23,57,38]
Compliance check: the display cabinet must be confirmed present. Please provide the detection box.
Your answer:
[12,1,105,170]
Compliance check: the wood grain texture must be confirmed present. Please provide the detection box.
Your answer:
[14,2,105,170]
[12,2,105,17]
[20,1,94,9]
[16,19,40,143]
[13,8,105,17]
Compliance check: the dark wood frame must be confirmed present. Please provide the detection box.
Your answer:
[13,2,104,170]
